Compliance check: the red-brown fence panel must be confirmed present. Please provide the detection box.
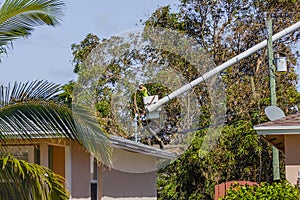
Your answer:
[214,181,258,200]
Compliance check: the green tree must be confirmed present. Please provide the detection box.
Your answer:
[71,33,100,73]
[57,80,75,107]
[69,31,209,142]
[67,34,123,136]
[146,1,300,199]
[65,2,300,198]
[0,0,64,56]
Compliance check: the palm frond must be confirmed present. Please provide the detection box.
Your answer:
[0,100,78,142]
[0,0,65,53]
[0,155,69,200]
[73,105,112,166]
[0,80,61,107]
[0,80,111,166]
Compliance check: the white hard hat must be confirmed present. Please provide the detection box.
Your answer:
[139,82,143,85]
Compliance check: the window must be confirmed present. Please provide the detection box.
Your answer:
[0,145,37,200]
[0,145,36,163]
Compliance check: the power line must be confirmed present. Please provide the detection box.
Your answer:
[17,40,70,49]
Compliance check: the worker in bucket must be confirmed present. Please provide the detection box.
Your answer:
[137,82,148,120]
[138,82,149,97]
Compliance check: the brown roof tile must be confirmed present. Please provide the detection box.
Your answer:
[255,113,300,127]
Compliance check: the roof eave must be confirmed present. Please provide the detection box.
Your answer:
[254,126,300,135]
[109,135,176,160]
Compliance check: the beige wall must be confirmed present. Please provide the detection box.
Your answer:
[100,166,157,200]
[110,148,157,173]
[99,148,157,200]
[40,143,49,167]
[102,197,155,200]
[285,135,300,185]
[71,143,91,199]
[3,140,160,200]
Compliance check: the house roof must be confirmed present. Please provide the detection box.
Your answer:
[109,135,176,160]
[254,113,300,134]
[255,113,300,128]
[254,113,300,152]
[2,129,176,160]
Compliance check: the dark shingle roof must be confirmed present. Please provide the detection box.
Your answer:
[254,113,300,152]
[255,113,300,128]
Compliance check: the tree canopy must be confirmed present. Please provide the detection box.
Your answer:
[64,0,300,198]
[147,0,300,199]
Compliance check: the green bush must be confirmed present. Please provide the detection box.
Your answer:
[220,181,300,200]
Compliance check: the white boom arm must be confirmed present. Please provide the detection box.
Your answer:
[146,21,300,113]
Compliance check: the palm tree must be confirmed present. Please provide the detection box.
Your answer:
[0,0,70,198]
[0,0,64,55]
[0,155,69,199]
[0,2,110,198]
[0,80,110,199]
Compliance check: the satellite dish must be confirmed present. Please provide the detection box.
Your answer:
[265,106,286,121]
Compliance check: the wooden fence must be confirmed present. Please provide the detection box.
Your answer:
[214,181,258,200]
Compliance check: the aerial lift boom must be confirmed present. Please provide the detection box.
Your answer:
[146,21,300,113]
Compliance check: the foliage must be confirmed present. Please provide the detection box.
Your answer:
[0,80,79,142]
[68,34,121,136]
[0,155,69,200]
[157,121,274,199]
[0,1,72,198]
[220,181,300,200]
[66,1,300,199]
[0,80,111,198]
[71,33,100,73]
[57,80,75,107]
[149,0,300,199]
[69,30,214,140]
[0,0,65,56]
[70,33,193,163]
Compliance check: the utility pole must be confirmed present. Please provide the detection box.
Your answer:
[267,17,280,181]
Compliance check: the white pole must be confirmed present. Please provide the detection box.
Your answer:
[134,114,138,142]
[146,21,300,113]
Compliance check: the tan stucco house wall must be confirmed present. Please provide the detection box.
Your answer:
[100,148,157,200]
[285,134,300,184]
[2,135,175,200]
[254,113,300,185]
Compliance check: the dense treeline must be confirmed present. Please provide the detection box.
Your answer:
[147,0,300,199]
[62,0,300,199]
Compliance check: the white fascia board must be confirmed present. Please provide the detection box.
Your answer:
[254,126,300,135]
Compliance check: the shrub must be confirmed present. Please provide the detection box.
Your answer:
[220,180,300,200]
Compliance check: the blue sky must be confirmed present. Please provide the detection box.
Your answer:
[1,0,299,91]
[0,0,177,85]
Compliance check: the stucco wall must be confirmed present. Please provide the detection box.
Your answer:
[71,143,91,199]
[110,148,157,173]
[99,148,157,200]
[100,167,157,200]
[285,134,300,185]
[102,197,155,200]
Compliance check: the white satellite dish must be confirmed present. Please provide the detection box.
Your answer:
[265,106,286,121]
